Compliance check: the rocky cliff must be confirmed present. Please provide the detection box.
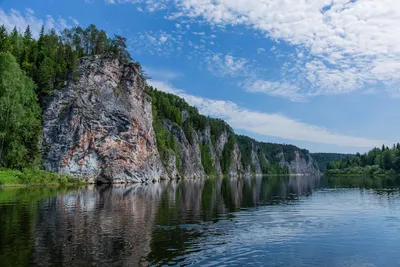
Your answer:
[42,55,165,183]
[42,55,320,183]
[236,135,320,177]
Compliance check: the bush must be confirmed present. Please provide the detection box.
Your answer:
[0,168,76,186]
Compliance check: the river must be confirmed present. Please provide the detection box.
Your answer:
[1,175,400,266]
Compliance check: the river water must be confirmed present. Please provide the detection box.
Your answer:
[1,175,400,266]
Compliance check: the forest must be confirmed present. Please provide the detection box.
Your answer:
[326,144,400,175]
[311,153,354,172]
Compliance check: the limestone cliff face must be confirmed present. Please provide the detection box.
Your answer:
[228,143,243,176]
[42,55,319,183]
[244,144,263,177]
[237,135,320,177]
[278,151,321,176]
[161,121,205,179]
[42,55,164,183]
[160,122,243,178]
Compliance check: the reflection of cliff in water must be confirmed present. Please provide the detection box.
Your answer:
[28,176,321,266]
[31,184,164,266]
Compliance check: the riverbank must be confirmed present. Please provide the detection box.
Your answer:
[0,168,86,187]
[324,173,400,179]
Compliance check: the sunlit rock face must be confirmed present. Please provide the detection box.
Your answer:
[161,120,206,179]
[278,151,321,176]
[42,55,165,183]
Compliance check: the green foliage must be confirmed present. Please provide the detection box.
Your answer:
[0,168,77,186]
[221,134,236,174]
[327,143,400,175]
[0,24,136,105]
[200,144,215,175]
[0,52,42,168]
[237,135,298,174]
[148,87,234,175]
[153,119,181,171]
[236,135,254,169]
[311,153,354,172]
[149,88,183,127]
[147,87,232,144]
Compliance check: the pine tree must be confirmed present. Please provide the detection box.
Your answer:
[9,27,22,59]
[0,25,10,52]
[24,25,32,41]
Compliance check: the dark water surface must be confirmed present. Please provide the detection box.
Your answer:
[1,176,400,266]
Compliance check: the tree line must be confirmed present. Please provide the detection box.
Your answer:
[0,24,132,105]
[327,144,400,175]
[311,153,354,172]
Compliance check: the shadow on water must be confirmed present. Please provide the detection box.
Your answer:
[0,175,399,266]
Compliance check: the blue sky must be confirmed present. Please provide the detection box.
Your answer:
[1,0,400,153]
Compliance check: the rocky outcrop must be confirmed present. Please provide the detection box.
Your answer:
[229,143,243,176]
[244,144,263,177]
[42,55,164,183]
[160,120,245,178]
[161,121,205,179]
[42,55,320,183]
[237,135,320,177]
[278,151,321,176]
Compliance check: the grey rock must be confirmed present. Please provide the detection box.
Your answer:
[278,151,321,176]
[42,55,164,183]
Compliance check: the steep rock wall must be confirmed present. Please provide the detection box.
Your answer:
[278,151,320,176]
[161,120,205,179]
[42,55,164,183]
[42,55,320,183]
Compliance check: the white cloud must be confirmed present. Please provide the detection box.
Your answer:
[106,0,168,12]
[174,0,400,97]
[257,48,266,55]
[192,31,205,36]
[69,16,79,25]
[117,0,400,99]
[247,80,305,102]
[0,8,71,38]
[25,8,34,14]
[132,30,183,55]
[148,80,389,148]
[206,53,248,77]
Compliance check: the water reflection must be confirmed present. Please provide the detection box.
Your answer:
[1,175,400,266]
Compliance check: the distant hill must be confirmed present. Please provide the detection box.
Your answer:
[311,153,354,172]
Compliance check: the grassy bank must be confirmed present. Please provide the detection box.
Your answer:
[0,168,86,187]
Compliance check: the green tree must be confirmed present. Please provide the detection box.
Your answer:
[0,25,10,52]
[9,27,22,59]
[382,150,394,170]
[221,134,235,174]
[23,25,32,41]
[110,35,132,62]
[0,52,42,168]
